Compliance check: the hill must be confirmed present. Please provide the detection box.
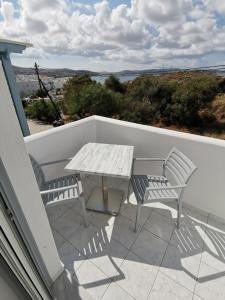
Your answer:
[13,66,98,77]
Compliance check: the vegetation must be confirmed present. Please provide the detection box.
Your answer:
[25,100,59,122]
[25,71,225,139]
[105,75,126,93]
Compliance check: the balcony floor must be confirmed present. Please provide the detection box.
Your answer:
[47,176,225,300]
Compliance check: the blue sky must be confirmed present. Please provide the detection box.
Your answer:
[1,0,225,71]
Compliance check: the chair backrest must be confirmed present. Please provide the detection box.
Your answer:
[164,147,197,185]
[29,154,46,190]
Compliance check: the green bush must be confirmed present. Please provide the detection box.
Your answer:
[105,75,125,93]
[25,100,59,123]
[127,76,176,102]
[169,75,219,126]
[63,74,96,117]
[62,72,221,130]
[67,83,123,119]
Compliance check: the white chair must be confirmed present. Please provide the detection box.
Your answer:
[131,147,197,232]
[29,155,88,227]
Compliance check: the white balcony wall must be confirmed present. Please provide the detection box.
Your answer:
[25,117,96,180]
[95,116,225,220]
[25,115,225,221]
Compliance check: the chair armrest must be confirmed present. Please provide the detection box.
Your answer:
[40,157,73,167]
[134,158,165,162]
[40,184,78,195]
[146,184,186,192]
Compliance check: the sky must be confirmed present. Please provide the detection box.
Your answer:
[1,0,225,71]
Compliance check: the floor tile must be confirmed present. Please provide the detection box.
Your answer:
[88,238,129,278]
[68,199,91,217]
[170,225,205,255]
[58,241,86,274]
[108,216,141,249]
[116,251,158,300]
[67,224,103,258]
[52,209,84,239]
[160,244,201,292]
[121,203,152,226]
[52,269,95,300]
[144,211,175,242]
[195,262,225,300]
[148,272,193,300]
[202,226,225,272]
[76,260,111,300]
[52,229,66,248]
[46,204,69,224]
[88,212,117,241]
[152,201,178,222]
[131,228,168,265]
[102,282,135,300]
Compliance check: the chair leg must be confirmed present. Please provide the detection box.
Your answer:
[134,203,141,233]
[79,196,88,227]
[177,198,182,229]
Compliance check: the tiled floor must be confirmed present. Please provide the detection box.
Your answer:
[47,177,225,300]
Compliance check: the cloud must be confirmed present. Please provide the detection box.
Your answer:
[0,0,225,67]
[0,1,15,22]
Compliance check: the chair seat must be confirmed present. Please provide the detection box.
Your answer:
[42,175,80,205]
[131,175,178,204]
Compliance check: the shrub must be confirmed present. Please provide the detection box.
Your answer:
[66,83,123,119]
[105,75,125,93]
[127,75,176,102]
[169,75,219,126]
[25,100,59,123]
[64,74,96,117]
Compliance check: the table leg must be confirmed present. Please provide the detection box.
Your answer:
[86,176,124,216]
[102,176,108,211]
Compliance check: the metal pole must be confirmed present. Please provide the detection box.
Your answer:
[34,63,63,122]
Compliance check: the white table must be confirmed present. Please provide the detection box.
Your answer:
[65,143,134,215]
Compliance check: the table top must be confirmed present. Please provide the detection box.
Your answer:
[65,142,134,179]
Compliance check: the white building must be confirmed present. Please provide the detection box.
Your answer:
[17,77,69,97]
[17,80,40,97]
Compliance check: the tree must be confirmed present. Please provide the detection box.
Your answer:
[35,88,48,98]
[66,83,123,119]
[63,74,95,117]
[105,75,125,93]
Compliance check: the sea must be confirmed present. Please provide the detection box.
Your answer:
[91,74,138,84]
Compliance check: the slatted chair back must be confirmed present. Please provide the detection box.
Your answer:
[29,155,46,190]
[164,147,197,185]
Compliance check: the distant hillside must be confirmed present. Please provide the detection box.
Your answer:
[14,65,225,78]
[14,65,182,78]
[13,66,98,77]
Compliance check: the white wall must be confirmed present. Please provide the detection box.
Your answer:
[95,116,225,220]
[24,115,225,220]
[0,61,63,283]
[17,80,40,96]
[25,116,96,180]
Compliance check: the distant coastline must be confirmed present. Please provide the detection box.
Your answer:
[14,65,225,80]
